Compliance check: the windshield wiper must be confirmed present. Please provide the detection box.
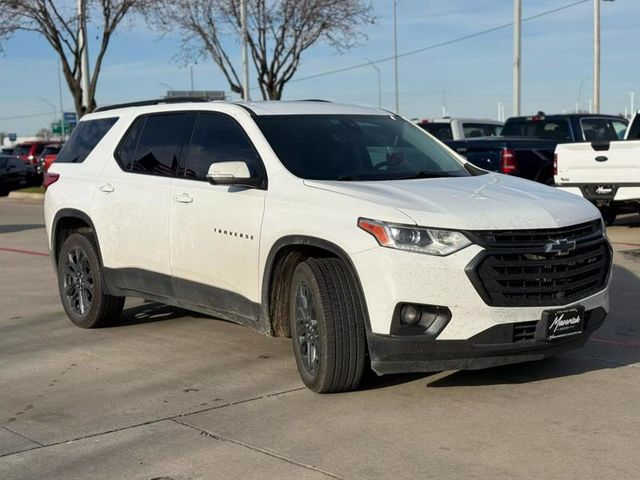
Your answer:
[397,171,454,180]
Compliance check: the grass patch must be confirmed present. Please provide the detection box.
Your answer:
[16,186,45,194]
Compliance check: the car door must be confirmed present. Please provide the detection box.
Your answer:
[170,111,267,320]
[91,113,193,294]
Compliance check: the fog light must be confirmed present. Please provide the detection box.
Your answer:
[400,305,421,325]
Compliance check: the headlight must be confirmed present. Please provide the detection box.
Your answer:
[358,218,471,256]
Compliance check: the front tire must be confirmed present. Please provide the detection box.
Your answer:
[57,233,124,328]
[289,258,366,393]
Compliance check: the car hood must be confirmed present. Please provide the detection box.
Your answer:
[303,173,600,230]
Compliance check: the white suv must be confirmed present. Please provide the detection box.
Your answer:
[44,100,612,393]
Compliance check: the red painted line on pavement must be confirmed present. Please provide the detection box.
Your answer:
[0,247,50,257]
[591,336,640,348]
[611,241,640,248]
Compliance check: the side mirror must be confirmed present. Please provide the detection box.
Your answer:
[206,161,263,189]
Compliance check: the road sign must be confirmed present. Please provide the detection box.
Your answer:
[63,112,77,127]
[8,133,17,142]
[52,122,62,135]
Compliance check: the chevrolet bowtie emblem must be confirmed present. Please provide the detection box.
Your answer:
[545,238,576,256]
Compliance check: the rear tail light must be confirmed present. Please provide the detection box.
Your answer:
[43,172,60,190]
[553,153,558,176]
[500,148,519,174]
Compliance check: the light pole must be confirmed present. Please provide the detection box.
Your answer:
[393,0,401,113]
[56,59,67,140]
[576,78,588,112]
[77,0,90,112]
[513,0,522,116]
[365,58,382,108]
[40,99,57,140]
[160,82,174,92]
[241,0,250,101]
[594,0,615,114]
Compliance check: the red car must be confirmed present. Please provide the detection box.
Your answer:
[43,152,59,172]
[14,141,51,166]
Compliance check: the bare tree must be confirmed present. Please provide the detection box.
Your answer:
[149,0,374,100]
[0,0,147,116]
[0,2,18,48]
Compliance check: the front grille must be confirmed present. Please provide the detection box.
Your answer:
[466,221,611,307]
[513,321,537,342]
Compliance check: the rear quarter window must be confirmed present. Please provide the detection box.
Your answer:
[55,117,118,164]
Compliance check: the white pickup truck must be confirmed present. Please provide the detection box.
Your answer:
[555,112,640,224]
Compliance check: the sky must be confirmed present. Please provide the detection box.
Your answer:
[0,0,638,135]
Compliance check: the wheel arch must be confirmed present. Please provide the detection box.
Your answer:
[52,209,103,267]
[260,235,372,337]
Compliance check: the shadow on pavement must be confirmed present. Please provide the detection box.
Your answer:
[101,262,640,391]
[0,224,45,234]
[111,301,210,327]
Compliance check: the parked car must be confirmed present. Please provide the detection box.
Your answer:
[14,141,51,166]
[0,155,37,196]
[447,113,628,185]
[416,117,503,141]
[624,109,640,139]
[37,144,63,174]
[555,111,640,224]
[45,100,612,393]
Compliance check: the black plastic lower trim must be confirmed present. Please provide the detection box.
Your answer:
[102,267,265,332]
[368,307,606,375]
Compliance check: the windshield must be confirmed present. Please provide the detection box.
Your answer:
[255,114,469,181]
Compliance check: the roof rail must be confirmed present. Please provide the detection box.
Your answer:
[94,97,212,113]
[296,99,332,103]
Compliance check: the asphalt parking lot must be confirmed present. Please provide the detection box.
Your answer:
[1,197,639,480]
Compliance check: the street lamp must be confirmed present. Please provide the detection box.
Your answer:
[365,58,382,108]
[594,0,615,114]
[576,78,588,113]
[39,98,57,140]
[393,0,402,114]
[159,82,174,96]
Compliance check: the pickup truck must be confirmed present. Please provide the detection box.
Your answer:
[416,117,503,141]
[447,113,628,185]
[555,112,640,224]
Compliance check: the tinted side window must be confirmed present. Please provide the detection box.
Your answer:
[463,123,502,138]
[611,120,628,139]
[581,118,628,141]
[56,118,118,164]
[185,113,262,180]
[131,114,191,177]
[419,123,453,141]
[0,157,7,169]
[115,117,146,171]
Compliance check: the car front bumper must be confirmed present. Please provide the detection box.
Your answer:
[368,307,606,375]
[556,184,640,204]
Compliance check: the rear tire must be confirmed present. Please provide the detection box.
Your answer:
[57,233,125,328]
[289,258,366,393]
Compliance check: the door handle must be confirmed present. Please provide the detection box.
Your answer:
[595,156,608,162]
[174,192,193,204]
[99,183,115,193]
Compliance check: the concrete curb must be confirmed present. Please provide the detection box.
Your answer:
[8,191,45,200]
